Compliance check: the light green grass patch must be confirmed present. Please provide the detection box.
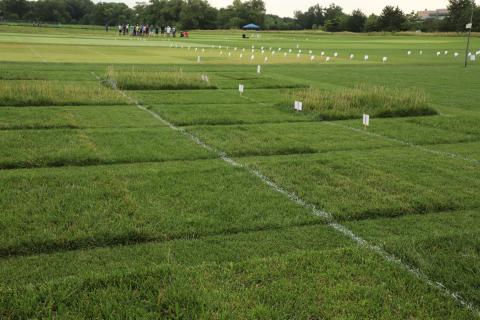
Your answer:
[189,122,398,157]
[149,103,310,126]
[130,88,286,105]
[279,85,437,121]
[0,80,126,106]
[0,127,214,169]
[105,67,217,90]
[0,105,164,130]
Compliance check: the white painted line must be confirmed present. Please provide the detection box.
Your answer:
[92,72,479,316]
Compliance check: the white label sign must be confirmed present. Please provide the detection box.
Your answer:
[239,84,244,93]
[466,23,472,29]
[363,114,370,126]
[294,101,303,111]
[257,65,261,74]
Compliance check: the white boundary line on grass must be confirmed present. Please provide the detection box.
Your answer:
[92,72,479,316]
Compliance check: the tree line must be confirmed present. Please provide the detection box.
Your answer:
[0,0,478,32]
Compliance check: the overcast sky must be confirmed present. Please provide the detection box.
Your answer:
[103,0,454,17]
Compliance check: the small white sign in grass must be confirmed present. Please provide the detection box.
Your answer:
[350,54,354,60]
[454,52,459,58]
[197,56,201,63]
[326,57,331,62]
[239,84,244,94]
[407,50,411,55]
[334,52,338,57]
[257,65,261,74]
[383,56,388,63]
[363,114,370,127]
[436,51,441,56]
[294,101,303,111]
[321,51,325,56]
[364,55,369,61]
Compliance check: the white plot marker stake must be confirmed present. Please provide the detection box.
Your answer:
[197,56,201,63]
[239,84,244,94]
[383,56,388,63]
[294,101,303,111]
[363,114,370,128]
[257,65,261,74]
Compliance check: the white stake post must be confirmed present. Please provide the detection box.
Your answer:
[239,84,244,94]
[363,114,370,128]
[257,65,261,74]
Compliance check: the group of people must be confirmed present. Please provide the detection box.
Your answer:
[114,24,188,37]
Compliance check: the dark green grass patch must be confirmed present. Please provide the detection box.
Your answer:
[279,85,437,121]
[105,67,217,90]
[0,127,213,169]
[188,122,398,157]
[0,80,126,106]
[0,160,318,256]
[0,105,164,130]
[347,210,480,307]
[0,224,349,287]
[0,248,475,319]
[242,148,480,221]
[149,103,310,126]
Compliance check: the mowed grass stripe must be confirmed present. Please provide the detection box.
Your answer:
[0,127,215,169]
[346,209,480,308]
[242,148,480,221]
[0,105,165,130]
[0,160,319,257]
[0,247,476,319]
[0,224,351,287]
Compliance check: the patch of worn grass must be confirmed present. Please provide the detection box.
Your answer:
[279,85,437,121]
[105,67,217,90]
[0,80,126,106]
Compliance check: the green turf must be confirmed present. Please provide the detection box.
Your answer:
[0,25,479,318]
[0,128,215,168]
[0,105,164,129]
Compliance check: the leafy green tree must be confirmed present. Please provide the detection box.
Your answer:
[364,14,379,32]
[346,9,366,32]
[32,0,71,23]
[378,5,406,31]
[1,0,30,19]
[445,0,476,31]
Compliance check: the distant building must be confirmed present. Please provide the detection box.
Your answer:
[417,9,449,20]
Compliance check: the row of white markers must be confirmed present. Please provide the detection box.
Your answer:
[171,43,479,63]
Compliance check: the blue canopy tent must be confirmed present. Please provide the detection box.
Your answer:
[242,23,260,30]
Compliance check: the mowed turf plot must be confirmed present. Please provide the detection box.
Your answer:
[0,25,480,318]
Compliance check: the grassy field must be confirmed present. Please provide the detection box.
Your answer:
[0,25,479,318]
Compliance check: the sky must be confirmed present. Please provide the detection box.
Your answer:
[109,0,452,17]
